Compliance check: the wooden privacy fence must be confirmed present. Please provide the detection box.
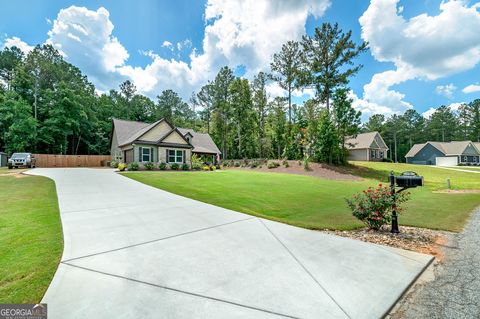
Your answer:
[33,154,110,168]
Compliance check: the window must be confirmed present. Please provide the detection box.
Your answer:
[142,148,152,162]
[168,149,184,163]
[370,150,376,158]
[380,151,384,159]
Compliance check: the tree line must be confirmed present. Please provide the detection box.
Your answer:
[1,22,479,164]
[363,102,480,162]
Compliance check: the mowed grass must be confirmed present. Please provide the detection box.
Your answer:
[124,164,480,232]
[0,174,63,303]
[347,161,480,191]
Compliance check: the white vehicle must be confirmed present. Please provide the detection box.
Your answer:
[7,153,36,169]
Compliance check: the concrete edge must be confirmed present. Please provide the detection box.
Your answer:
[381,255,435,319]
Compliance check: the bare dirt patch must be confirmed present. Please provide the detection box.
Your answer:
[0,169,29,177]
[323,226,450,260]
[226,160,361,181]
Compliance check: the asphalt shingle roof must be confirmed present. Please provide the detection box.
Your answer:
[345,132,388,150]
[112,118,220,154]
[406,141,480,157]
[177,128,221,154]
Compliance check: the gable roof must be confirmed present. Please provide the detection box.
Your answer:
[112,118,150,146]
[111,118,220,154]
[178,128,221,154]
[345,132,388,150]
[405,141,480,157]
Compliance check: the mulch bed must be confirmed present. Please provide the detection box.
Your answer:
[322,226,450,260]
[227,160,361,181]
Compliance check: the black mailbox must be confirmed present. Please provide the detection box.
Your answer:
[396,171,423,187]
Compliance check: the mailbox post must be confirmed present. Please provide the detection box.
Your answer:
[389,171,424,234]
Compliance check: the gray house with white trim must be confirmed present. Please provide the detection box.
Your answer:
[405,141,480,166]
[110,118,221,165]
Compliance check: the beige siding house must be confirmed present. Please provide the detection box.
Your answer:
[345,132,389,162]
[110,118,221,165]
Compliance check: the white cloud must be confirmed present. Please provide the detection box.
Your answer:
[5,1,327,99]
[46,6,130,90]
[463,84,480,94]
[422,102,465,119]
[357,0,480,116]
[435,83,456,99]
[2,36,34,53]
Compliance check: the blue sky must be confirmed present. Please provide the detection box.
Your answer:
[1,0,480,119]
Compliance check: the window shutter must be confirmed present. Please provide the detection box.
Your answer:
[139,147,142,162]
[183,150,186,163]
[166,149,169,163]
[151,147,154,162]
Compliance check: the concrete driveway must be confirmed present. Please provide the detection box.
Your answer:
[28,168,433,319]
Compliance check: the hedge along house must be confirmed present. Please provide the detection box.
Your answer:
[110,118,221,165]
[405,141,480,166]
[345,131,389,161]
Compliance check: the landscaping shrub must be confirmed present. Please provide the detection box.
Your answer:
[170,163,180,170]
[215,165,221,170]
[110,160,119,168]
[250,161,258,168]
[346,184,410,230]
[159,162,167,170]
[128,162,139,171]
[202,165,210,171]
[191,154,203,170]
[283,159,289,168]
[267,161,280,169]
[234,161,240,167]
[181,163,190,171]
[303,157,311,171]
[118,163,127,171]
[144,162,155,170]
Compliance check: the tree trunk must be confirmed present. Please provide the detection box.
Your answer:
[288,86,292,125]
[394,132,398,163]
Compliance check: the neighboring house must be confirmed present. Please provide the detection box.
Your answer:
[345,131,389,161]
[110,118,221,165]
[405,141,480,166]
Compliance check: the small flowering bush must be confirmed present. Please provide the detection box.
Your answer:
[346,184,410,230]
[117,163,127,171]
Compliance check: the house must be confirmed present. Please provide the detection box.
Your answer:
[345,131,389,161]
[110,118,221,165]
[405,141,480,166]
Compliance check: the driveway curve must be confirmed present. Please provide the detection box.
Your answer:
[28,168,433,319]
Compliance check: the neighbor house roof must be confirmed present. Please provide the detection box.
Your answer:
[111,118,221,154]
[405,141,480,157]
[178,128,221,154]
[345,132,388,150]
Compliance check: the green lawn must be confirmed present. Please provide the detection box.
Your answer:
[0,174,63,303]
[123,163,480,232]
[447,166,480,172]
[346,161,480,191]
